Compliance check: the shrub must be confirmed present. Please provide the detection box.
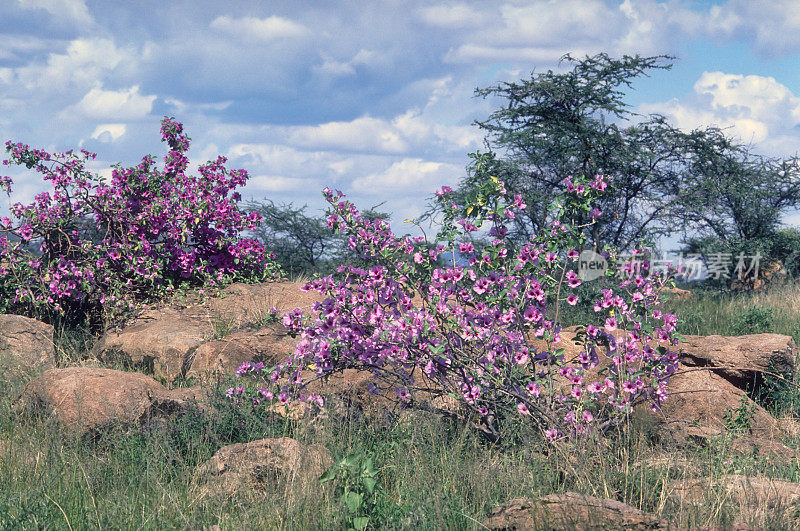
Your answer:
[0,118,281,331]
[238,154,680,441]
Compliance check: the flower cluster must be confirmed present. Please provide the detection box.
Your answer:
[237,154,680,439]
[0,117,281,328]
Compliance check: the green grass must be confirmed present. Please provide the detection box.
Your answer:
[4,282,800,528]
[4,372,800,529]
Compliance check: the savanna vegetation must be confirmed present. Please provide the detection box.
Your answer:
[2,53,800,529]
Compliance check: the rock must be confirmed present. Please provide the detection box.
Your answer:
[0,314,55,377]
[670,474,800,526]
[731,260,787,291]
[660,286,691,301]
[730,436,799,459]
[91,308,211,381]
[483,493,668,530]
[92,281,321,381]
[192,437,333,501]
[185,324,298,380]
[678,333,796,392]
[653,367,781,443]
[12,367,198,435]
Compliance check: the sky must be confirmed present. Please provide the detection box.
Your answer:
[2,0,800,250]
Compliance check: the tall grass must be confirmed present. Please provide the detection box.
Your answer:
[3,372,800,528]
[4,281,800,528]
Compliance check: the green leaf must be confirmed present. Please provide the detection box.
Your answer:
[345,491,363,514]
[352,516,370,530]
[319,468,336,483]
[362,477,377,494]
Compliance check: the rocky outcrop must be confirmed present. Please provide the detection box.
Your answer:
[670,474,800,526]
[185,324,298,380]
[677,333,796,391]
[483,493,668,530]
[192,437,333,501]
[0,314,55,377]
[12,367,199,435]
[92,281,321,381]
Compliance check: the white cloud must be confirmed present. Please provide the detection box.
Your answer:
[63,84,156,120]
[640,71,800,154]
[90,123,126,142]
[313,49,386,78]
[248,175,316,192]
[289,116,410,154]
[704,0,800,57]
[286,110,480,156]
[210,15,309,42]
[4,38,130,92]
[17,0,93,25]
[417,3,486,29]
[352,158,461,195]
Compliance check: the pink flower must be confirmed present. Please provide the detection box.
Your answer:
[605,317,618,331]
[517,402,530,415]
[566,294,578,305]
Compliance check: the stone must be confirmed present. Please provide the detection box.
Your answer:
[483,493,668,530]
[12,367,198,435]
[677,333,796,392]
[185,324,298,380]
[92,281,321,381]
[670,474,800,526]
[192,437,333,501]
[0,314,56,377]
[653,367,781,443]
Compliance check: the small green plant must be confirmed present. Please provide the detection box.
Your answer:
[732,306,774,335]
[211,314,237,339]
[723,394,756,436]
[250,306,280,328]
[320,451,380,530]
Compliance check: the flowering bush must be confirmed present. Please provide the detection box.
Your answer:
[0,117,281,329]
[234,153,680,440]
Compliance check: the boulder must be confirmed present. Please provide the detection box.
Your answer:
[483,493,668,530]
[731,260,788,291]
[12,367,198,435]
[660,286,691,301]
[670,474,800,526]
[539,328,789,442]
[653,367,781,443]
[678,333,796,391]
[192,437,333,501]
[185,324,298,380]
[92,281,321,381]
[0,314,55,377]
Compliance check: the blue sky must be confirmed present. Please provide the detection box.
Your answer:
[2,0,800,242]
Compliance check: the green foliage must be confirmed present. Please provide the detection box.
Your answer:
[452,52,800,258]
[320,451,381,530]
[246,198,390,278]
[732,306,774,335]
[455,53,685,250]
[722,394,756,436]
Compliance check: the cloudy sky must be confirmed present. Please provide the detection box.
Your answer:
[2,0,800,240]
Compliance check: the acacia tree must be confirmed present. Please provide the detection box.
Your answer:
[462,53,692,251]
[246,199,391,277]
[676,128,800,278]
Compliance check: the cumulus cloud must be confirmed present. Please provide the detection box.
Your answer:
[17,0,92,25]
[286,110,479,156]
[90,123,126,142]
[63,84,156,120]
[641,71,800,151]
[351,158,462,195]
[210,15,309,42]
[2,38,130,92]
[417,3,486,29]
